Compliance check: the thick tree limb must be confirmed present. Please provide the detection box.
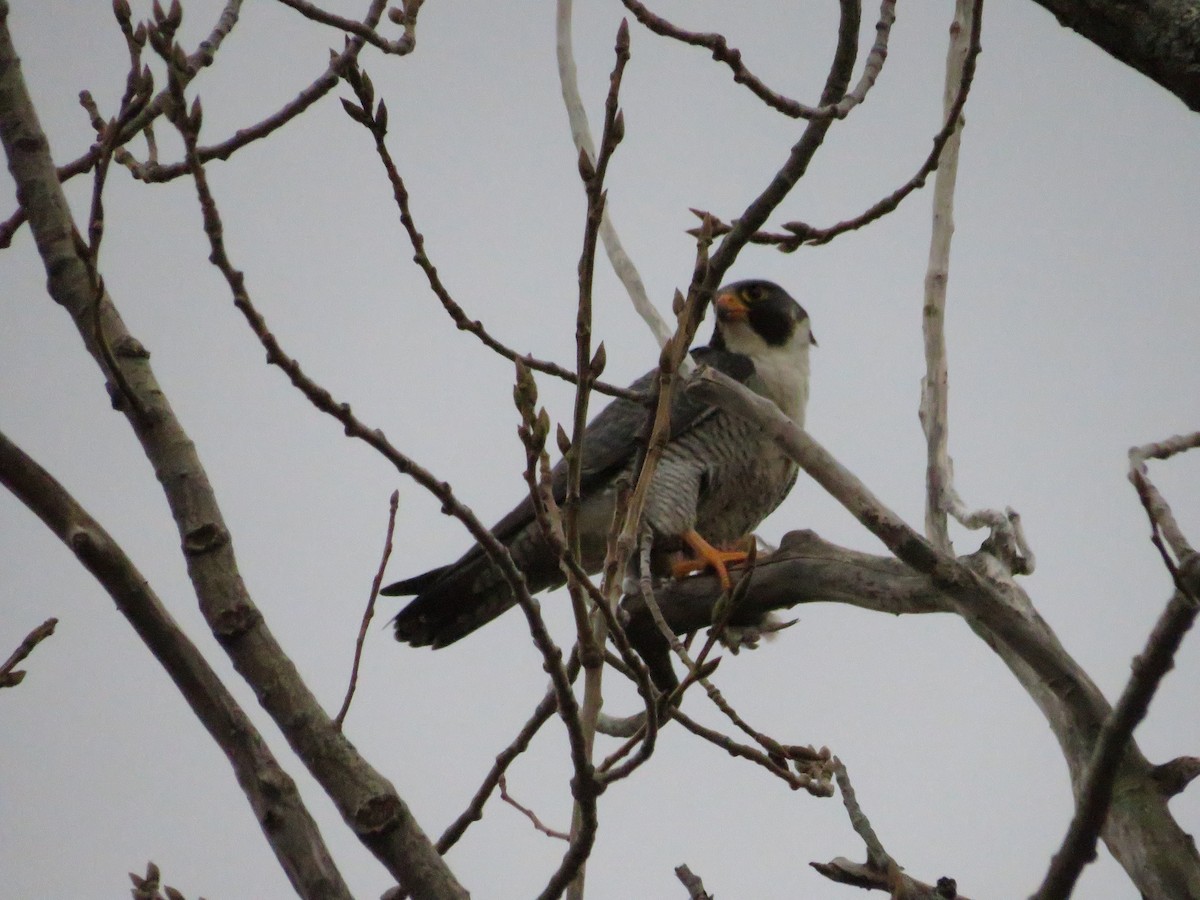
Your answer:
[1033,439,1200,899]
[1027,0,1200,112]
[682,367,1200,897]
[0,9,466,896]
[0,430,351,900]
[1033,556,1200,899]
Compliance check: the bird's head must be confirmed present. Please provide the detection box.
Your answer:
[709,279,815,355]
[707,279,814,425]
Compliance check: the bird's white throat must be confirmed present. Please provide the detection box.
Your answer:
[719,320,812,427]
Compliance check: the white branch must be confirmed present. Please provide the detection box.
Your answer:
[917,1,1031,572]
[556,0,673,351]
[1129,430,1200,561]
[919,0,969,551]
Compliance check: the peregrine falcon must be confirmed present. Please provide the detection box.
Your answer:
[385,279,814,648]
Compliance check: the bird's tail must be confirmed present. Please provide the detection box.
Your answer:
[382,556,519,648]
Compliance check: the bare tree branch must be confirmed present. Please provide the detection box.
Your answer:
[674,863,713,900]
[0,9,466,893]
[1033,440,1200,899]
[688,0,984,255]
[0,617,57,688]
[499,774,571,842]
[273,0,420,55]
[1129,431,1200,563]
[0,429,351,900]
[1033,556,1200,899]
[561,25,632,898]
[341,62,647,403]
[557,0,670,349]
[811,857,966,899]
[0,0,248,243]
[920,0,971,552]
[701,0,859,291]
[810,758,971,898]
[135,0,388,182]
[335,489,400,729]
[668,705,824,791]
[436,670,570,854]
[620,0,894,122]
[685,366,1200,897]
[1027,0,1200,112]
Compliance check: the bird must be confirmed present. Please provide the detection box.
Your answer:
[384,279,815,649]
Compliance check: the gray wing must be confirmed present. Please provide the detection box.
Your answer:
[385,347,756,647]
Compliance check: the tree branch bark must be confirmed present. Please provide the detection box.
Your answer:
[0,7,465,896]
[678,367,1200,897]
[1026,0,1200,112]
[0,430,352,900]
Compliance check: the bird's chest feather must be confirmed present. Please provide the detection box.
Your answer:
[692,417,798,540]
[642,413,797,542]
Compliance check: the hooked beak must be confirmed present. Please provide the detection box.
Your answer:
[715,291,749,322]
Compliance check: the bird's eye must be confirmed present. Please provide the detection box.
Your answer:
[745,284,764,303]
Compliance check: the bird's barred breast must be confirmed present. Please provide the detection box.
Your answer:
[641,411,796,543]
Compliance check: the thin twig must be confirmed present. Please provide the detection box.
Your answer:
[116,0,378,184]
[437,673,568,853]
[334,489,400,729]
[687,0,984,255]
[274,0,419,55]
[341,64,646,403]
[78,35,157,421]
[669,707,827,792]
[621,0,894,122]
[499,775,570,842]
[700,0,859,290]
[1129,431,1200,563]
[563,25,630,899]
[674,864,713,900]
[0,0,247,243]
[0,618,57,688]
[511,368,662,766]
[833,758,891,870]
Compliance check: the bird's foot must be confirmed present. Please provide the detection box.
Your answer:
[671,531,753,589]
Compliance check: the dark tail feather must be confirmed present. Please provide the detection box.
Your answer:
[385,517,570,648]
[386,556,524,649]
[380,565,451,598]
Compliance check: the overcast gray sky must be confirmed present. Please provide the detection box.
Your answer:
[3,2,1199,898]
